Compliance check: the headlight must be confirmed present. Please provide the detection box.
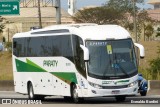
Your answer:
[89,82,102,89]
[128,80,138,87]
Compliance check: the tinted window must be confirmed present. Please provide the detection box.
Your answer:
[86,39,137,79]
[13,35,73,59]
[72,35,86,77]
[13,35,86,78]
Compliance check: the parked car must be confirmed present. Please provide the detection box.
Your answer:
[138,73,148,96]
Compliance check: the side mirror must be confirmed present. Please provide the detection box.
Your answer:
[80,45,89,61]
[138,73,143,77]
[134,43,145,59]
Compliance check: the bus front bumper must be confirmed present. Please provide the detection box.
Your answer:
[80,84,138,98]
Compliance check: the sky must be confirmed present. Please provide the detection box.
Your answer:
[61,0,154,10]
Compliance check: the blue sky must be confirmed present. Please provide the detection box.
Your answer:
[61,0,153,10]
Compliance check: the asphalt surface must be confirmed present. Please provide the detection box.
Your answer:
[0,91,159,107]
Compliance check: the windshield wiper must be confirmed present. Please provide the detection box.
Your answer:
[114,53,130,78]
[102,54,112,77]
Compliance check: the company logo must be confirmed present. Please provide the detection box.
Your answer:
[1,99,42,104]
[43,60,58,67]
[2,99,11,104]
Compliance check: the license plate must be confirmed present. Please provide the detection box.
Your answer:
[111,90,120,94]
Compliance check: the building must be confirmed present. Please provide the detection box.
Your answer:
[147,9,160,22]
[2,1,73,42]
[148,0,160,9]
[147,0,160,22]
[147,0,160,40]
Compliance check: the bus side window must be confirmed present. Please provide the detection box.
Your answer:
[13,39,22,57]
[72,35,86,78]
[77,47,86,71]
[13,40,18,56]
[13,41,17,48]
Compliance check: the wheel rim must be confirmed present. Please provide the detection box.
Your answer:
[29,85,34,98]
[73,85,78,102]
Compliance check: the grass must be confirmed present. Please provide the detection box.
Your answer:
[139,41,160,68]
[138,41,160,80]
[0,41,159,80]
[0,51,13,80]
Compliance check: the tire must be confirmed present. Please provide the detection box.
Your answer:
[140,91,147,96]
[64,96,72,102]
[71,84,84,103]
[28,83,36,100]
[115,96,126,102]
[36,95,45,100]
[28,83,45,100]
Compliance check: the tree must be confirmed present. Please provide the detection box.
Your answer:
[73,0,155,42]
[149,46,160,80]
[72,7,124,25]
[156,27,160,37]
[104,0,156,41]
[104,0,144,15]
[144,24,154,41]
[2,37,6,43]
[0,16,5,33]
[73,0,145,25]
[136,10,154,41]
[105,0,133,13]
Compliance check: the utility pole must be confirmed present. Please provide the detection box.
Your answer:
[132,0,139,65]
[55,0,61,24]
[38,0,42,28]
[8,28,9,42]
[133,0,137,43]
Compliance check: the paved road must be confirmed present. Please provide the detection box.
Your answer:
[0,91,159,107]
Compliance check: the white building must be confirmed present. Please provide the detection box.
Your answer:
[148,0,160,9]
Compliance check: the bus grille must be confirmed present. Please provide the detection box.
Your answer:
[101,85,128,89]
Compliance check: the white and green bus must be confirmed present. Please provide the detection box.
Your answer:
[12,24,145,103]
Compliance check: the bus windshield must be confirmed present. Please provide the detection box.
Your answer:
[86,39,138,79]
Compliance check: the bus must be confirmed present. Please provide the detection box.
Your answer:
[12,24,145,103]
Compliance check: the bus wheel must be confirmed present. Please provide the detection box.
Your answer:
[64,96,72,102]
[71,84,84,103]
[115,96,126,102]
[140,91,147,96]
[28,83,36,100]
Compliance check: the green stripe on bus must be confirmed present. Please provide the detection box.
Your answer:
[15,59,46,72]
[51,72,77,84]
[15,59,78,84]
[26,58,47,72]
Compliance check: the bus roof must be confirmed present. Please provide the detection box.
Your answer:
[13,24,131,40]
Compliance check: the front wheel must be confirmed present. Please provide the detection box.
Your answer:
[140,91,147,96]
[71,84,84,103]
